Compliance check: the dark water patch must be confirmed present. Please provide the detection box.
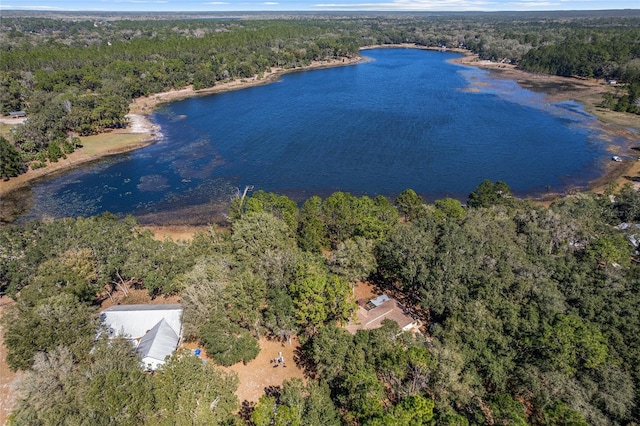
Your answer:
[10,48,628,225]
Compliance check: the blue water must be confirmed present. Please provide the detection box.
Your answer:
[16,49,618,224]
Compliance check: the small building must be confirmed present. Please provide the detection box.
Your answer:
[136,318,180,371]
[100,304,183,370]
[8,111,26,118]
[347,295,421,334]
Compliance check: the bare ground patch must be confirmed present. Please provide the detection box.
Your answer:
[143,225,210,242]
[183,337,306,405]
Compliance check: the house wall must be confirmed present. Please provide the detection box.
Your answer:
[141,356,165,371]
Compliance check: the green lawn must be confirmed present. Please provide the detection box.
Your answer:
[78,132,150,156]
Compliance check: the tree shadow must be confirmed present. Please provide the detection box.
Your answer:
[239,400,255,425]
[367,272,431,328]
[293,342,317,379]
[264,384,281,398]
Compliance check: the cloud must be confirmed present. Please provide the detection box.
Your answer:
[1,4,64,8]
[264,1,279,3]
[504,1,560,6]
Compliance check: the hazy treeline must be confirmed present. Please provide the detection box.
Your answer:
[1,183,639,424]
[1,12,639,178]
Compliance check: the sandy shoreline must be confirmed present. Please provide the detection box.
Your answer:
[449,51,640,196]
[0,57,359,199]
[129,57,361,116]
[1,46,639,203]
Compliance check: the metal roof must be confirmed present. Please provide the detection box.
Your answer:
[100,304,183,339]
[102,304,182,312]
[136,318,179,363]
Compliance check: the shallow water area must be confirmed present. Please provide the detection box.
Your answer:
[11,49,625,225]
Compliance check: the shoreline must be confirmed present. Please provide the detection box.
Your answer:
[0,116,158,198]
[0,57,360,199]
[129,56,362,116]
[449,50,640,197]
[1,46,639,204]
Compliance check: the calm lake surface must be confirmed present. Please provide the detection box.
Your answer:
[14,49,618,224]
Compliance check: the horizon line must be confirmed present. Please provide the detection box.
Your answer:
[1,8,639,12]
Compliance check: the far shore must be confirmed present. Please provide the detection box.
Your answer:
[1,46,639,204]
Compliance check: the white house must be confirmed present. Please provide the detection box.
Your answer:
[100,304,183,370]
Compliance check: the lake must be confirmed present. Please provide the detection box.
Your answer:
[11,48,618,224]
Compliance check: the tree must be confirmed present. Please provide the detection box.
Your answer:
[2,293,97,371]
[224,269,267,333]
[152,349,239,425]
[310,325,354,382]
[338,366,385,421]
[263,287,297,343]
[179,256,232,341]
[289,256,355,335]
[9,346,85,425]
[301,380,341,426]
[434,197,466,221]
[297,195,328,253]
[488,394,527,426]
[586,234,631,268]
[19,248,99,305]
[543,401,588,426]
[122,234,191,296]
[366,394,435,425]
[242,190,299,232]
[84,338,154,425]
[252,379,341,426]
[614,183,640,222]
[323,192,360,246]
[329,236,378,283]
[376,221,436,299]
[537,314,608,374]
[395,189,425,221]
[0,136,25,178]
[232,212,299,289]
[199,316,260,366]
[467,180,512,208]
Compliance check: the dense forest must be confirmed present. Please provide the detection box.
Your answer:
[1,11,640,177]
[1,182,639,424]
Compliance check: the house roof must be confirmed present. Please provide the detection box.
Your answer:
[347,298,419,334]
[136,318,179,363]
[100,304,183,339]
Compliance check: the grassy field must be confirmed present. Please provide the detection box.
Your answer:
[78,131,149,155]
[0,123,15,139]
[0,129,153,199]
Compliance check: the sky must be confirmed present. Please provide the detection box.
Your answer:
[1,0,638,12]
